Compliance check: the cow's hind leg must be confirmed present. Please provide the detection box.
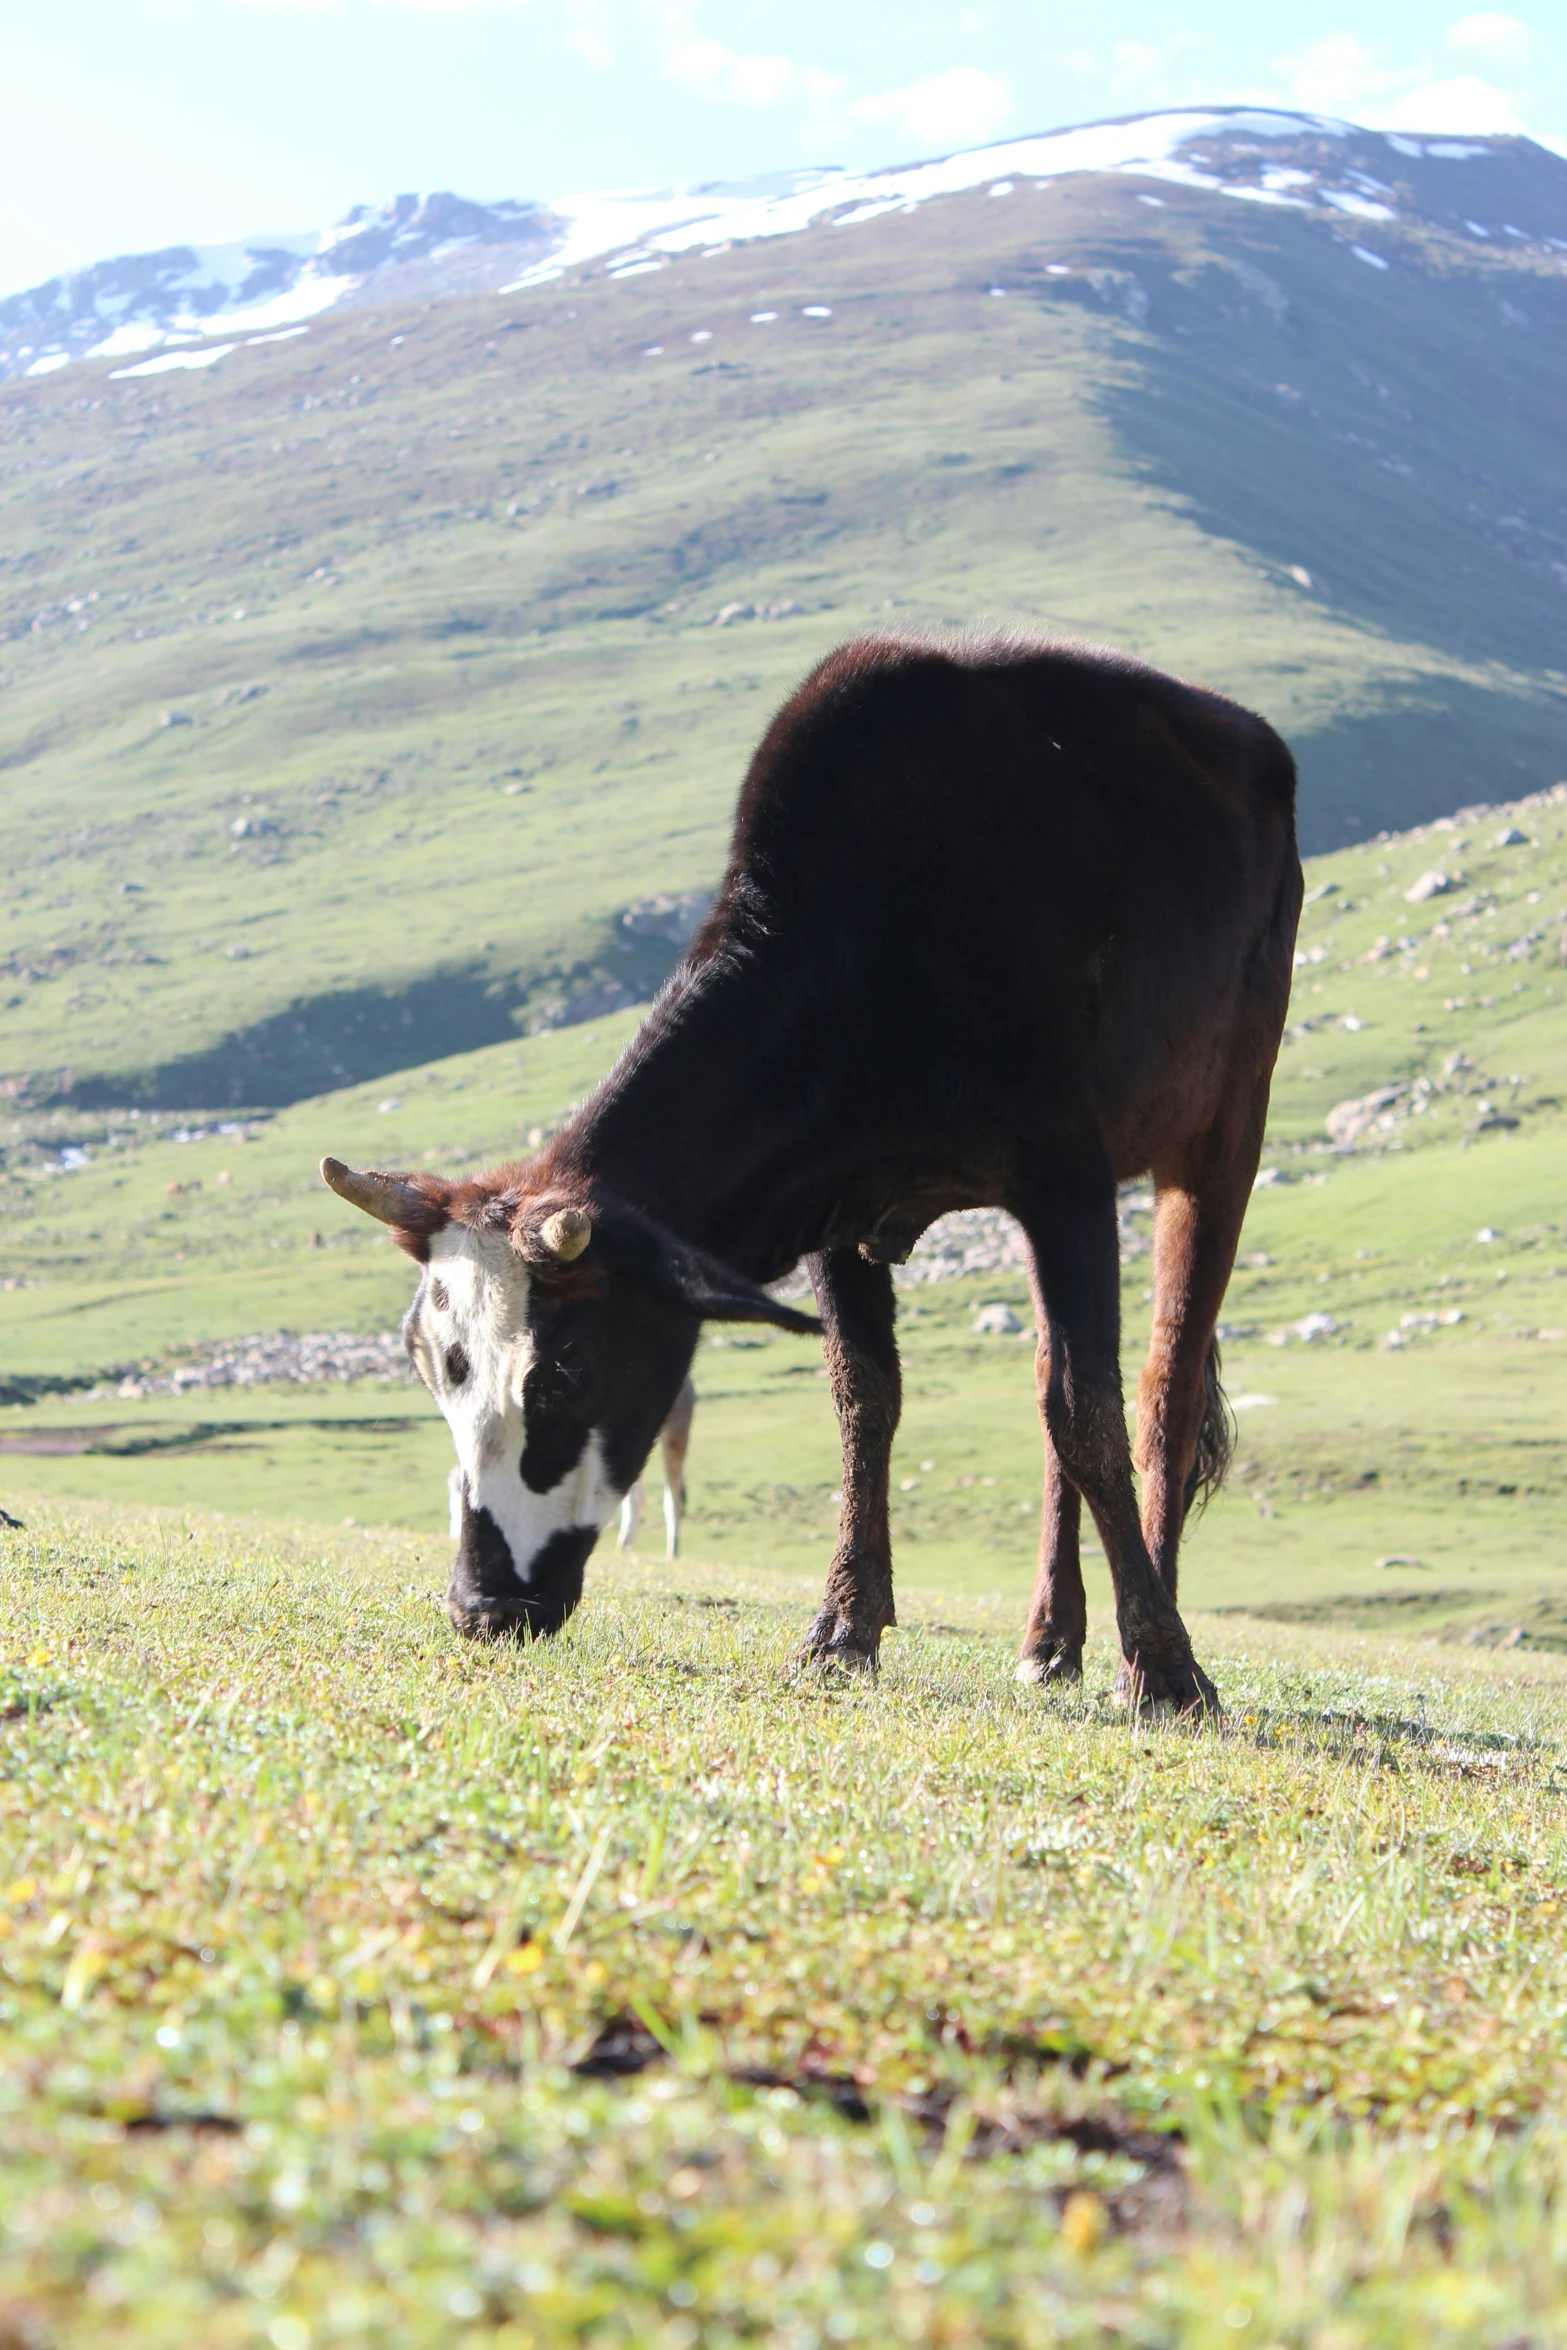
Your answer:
[1134,1092,1268,1605]
[1016,1164,1218,1716]
[800,1248,901,1672]
[1016,1332,1087,1685]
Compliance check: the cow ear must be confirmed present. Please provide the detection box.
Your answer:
[596,1203,821,1335]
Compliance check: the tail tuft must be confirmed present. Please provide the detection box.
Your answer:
[1182,1338,1236,1521]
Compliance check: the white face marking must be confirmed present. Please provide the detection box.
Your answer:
[411,1225,623,1582]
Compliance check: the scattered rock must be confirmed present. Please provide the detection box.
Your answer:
[1326,1085,1406,1145]
[1405,869,1458,903]
[113,1332,414,1398]
[1494,825,1528,846]
[160,708,191,728]
[972,1302,1023,1336]
[619,891,713,947]
[713,599,803,625]
[1377,1554,1428,1570]
[1267,1312,1342,1347]
[542,977,640,1028]
[1383,1309,1464,1348]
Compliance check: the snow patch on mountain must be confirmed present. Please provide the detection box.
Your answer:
[504,109,1343,290]
[1,192,553,385]
[3,108,1554,387]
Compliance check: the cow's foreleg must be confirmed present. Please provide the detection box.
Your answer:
[1016,1330,1087,1684]
[800,1248,901,1672]
[1018,1169,1219,1717]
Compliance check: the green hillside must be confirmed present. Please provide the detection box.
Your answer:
[3,145,1565,1112]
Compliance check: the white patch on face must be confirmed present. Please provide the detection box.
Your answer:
[411,1224,624,1582]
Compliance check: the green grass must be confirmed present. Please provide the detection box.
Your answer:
[10,1502,1567,2344]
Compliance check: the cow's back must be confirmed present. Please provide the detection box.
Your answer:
[703,635,1299,1153]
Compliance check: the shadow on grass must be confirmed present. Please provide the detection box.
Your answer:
[52,917,690,1115]
[0,1415,427,1460]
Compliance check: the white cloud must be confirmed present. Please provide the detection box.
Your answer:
[1381,74,1531,133]
[1274,32,1404,116]
[1267,21,1550,141]
[849,66,1012,149]
[1445,13,1532,62]
[1110,31,1208,88]
[664,34,839,109]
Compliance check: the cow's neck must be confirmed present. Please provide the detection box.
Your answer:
[556,957,853,1281]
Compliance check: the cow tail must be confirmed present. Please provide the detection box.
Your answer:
[1182,1337,1236,1521]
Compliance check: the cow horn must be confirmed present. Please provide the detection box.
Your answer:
[540,1206,593,1262]
[320,1156,429,1227]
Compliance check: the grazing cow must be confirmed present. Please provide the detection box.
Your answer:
[323,633,1301,1712]
[617,1377,696,1558]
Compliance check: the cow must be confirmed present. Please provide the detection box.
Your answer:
[617,1377,696,1558]
[323,633,1301,1714]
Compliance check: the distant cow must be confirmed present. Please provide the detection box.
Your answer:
[324,633,1301,1713]
[617,1377,695,1558]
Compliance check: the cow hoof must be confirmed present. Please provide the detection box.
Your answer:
[1016,1643,1084,1687]
[797,1611,882,1677]
[1115,1651,1221,1720]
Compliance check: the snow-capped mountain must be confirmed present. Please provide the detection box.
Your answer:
[1,192,556,382]
[5,109,1565,384]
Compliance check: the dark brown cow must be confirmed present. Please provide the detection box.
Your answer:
[323,633,1301,1712]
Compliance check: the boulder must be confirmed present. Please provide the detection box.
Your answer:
[620,890,713,947]
[972,1302,1022,1335]
[1325,1086,1405,1145]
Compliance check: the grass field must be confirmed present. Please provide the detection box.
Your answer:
[10,1505,1567,2344]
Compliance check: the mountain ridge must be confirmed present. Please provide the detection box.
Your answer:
[7,106,1567,385]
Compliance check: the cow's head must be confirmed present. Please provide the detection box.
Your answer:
[320,1156,818,1640]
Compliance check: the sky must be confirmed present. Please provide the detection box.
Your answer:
[2,1,1563,297]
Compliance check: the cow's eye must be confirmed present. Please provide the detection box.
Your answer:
[524,1358,565,1416]
[431,1279,449,1312]
[445,1343,470,1387]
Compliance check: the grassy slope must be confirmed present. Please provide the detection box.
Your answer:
[8,1505,1567,2343]
[2,787,1564,1645]
[2,175,1563,1108]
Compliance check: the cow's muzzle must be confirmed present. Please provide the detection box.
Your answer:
[445,1506,594,1641]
